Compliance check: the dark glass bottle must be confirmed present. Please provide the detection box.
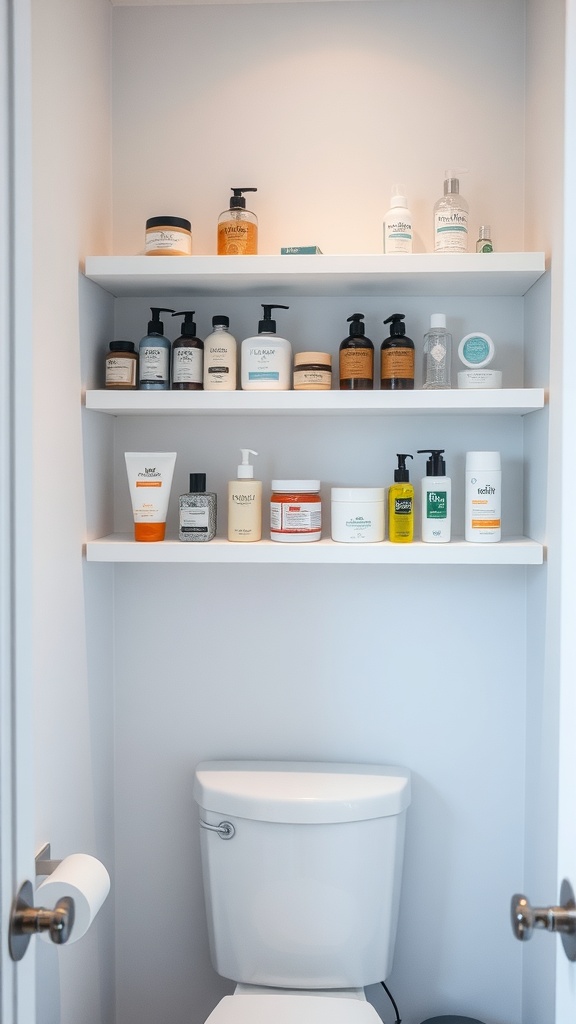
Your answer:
[171,311,203,391]
[380,313,414,390]
[339,313,374,390]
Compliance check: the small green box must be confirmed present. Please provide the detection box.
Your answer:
[280,246,323,255]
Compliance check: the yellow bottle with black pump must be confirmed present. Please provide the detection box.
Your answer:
[388,454,414,543]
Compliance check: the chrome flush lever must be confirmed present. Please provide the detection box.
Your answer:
[199,819,235,839]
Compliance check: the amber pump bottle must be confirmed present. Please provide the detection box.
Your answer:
[339,313,374,390]
[380,313,415,390]
[218,188,258,255]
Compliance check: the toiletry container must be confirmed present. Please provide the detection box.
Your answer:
[476,226,493,252]
[179,473,217,542]
[105,341,138,390]
[218,188,258,255]
[228,449,262,542]
[203,315,237,391]
[171,310,203,390]
[388,454,414,543]
[293,352,332,390]
[380,313,414,390]
[241,305,291,391]
[457,333,502,389]
[417,449,451,543]
[193,759,411,1024]
[423,314,452,390]
[138,307,174,391]
[270,481,321,542]
[145,216,192,256]
[465,451,501,542]
[383,186,413,254]
[433,173,469,253]
[339,314,374,390]
[331,488,385,542]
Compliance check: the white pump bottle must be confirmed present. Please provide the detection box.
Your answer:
[227,449,262,542]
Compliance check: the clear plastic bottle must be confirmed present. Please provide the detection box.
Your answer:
[476,225,493,252]
[422,313,452,389]
[433,173,469,252]
[218,188,258,255]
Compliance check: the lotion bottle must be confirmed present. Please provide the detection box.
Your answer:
[388,454,414,543]
[171,310,203,390]
[383,186,413,254]
[417,449,451,543]
[139,307,174,390]
[241,305,291,390]
[339,313,374,390]
[433,172,469,252]
[423,313,452,390]
[203,315,237,391]
[465,451,501,542]
[228,449,262,542]
[218,187,258,255]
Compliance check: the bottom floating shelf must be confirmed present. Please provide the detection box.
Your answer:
[85,535,544,565]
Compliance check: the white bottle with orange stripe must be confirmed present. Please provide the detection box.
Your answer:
[465,451,501,542]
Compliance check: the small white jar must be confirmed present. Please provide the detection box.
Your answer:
[331,487,385,543]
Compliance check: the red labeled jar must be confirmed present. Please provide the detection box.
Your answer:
[270,480,321,542]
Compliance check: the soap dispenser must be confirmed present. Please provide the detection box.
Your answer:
[228,449,262,542]
[417,449,451,543]
[433,171,469,252]
[339,313,374,390]
[388,454,414,543]
[381,313,415,390]
[171,310,203,390]
[139,307,174,390]
[241,304,291,390]
[218,187,258,255]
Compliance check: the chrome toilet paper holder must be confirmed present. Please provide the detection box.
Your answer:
[35,842,62,876]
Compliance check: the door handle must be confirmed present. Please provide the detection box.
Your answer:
[511,878,576,961]
[8,879,75,961]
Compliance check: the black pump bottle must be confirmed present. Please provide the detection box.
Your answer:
[171,311,203,391]
[339,313,374,390]
[381,313,415,390]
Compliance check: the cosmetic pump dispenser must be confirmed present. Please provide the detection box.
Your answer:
[339,313,374,390]
[241,305,291,390]
[417,449,451,543]
[218,187,258,255]
[228,449,262,542]
[383,186,413,254]
[139,307,174,390]
[388,454,414,543]
[171,311,203,390]
[179,473,217,542]
[381,313,414,390]
[203,315,237,391]
[434,171,469,253]
[423,313,452,390]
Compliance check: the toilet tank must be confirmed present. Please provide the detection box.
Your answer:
[193,761,411,989]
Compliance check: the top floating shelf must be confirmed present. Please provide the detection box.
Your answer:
[84,253,547,299]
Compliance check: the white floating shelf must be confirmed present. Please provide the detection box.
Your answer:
[84,252,546,298]
[85,388,545,416]
[86,535,544,565]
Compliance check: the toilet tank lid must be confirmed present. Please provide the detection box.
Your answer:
[193,761,411,823]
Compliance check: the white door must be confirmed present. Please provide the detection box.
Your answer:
[0,0,35,1018]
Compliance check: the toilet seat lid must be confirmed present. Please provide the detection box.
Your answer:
[205,995,382,1024]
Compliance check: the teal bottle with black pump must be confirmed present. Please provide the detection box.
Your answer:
[139,307,174,391]
[339,313,374,390]
[380,313,415,390]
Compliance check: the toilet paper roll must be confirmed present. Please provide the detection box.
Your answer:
[36,854,110,944]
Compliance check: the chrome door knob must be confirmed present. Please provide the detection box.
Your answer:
[8,879,75,961]
[511,879,576,961]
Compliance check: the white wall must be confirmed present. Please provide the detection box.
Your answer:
[108,5,534,1024]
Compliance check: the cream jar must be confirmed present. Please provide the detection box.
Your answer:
[145,216,192,256]
[293,352,332,390]
[331,487,385,543]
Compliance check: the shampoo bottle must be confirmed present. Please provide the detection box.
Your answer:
[339,313,374,390]
[228,449,262,542]
[383,186,413,254]
[465,451,501,542]
[423,313,452,390]
[203,315,237,391]
[434,172,469,252]
[218,187,258,255]
[381,313,414,390]
[241,305,291,390]
[139,307,174,390]
[388,454,414,543]
[171,310,203,390]
[417,449,451,543]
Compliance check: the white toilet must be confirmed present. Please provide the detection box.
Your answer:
[193,760,411,1024]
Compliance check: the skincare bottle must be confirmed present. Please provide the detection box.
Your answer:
[434,172,469,253]
[105,340,138,390]
[241,305,291,391]
[465,451,501,542]
[417,449,451,543]
[138,307,174,391]
[171,310,203,390]
[422,313,452,390]
[179,473,217,542]
[476,225,493,253]
[339,313,374,390]
[380,313,414,390]
[218,188,258,255]
[203,315,237,391]
[228,449,262,542]
[388,454,414,543]
[383,186,413,254]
